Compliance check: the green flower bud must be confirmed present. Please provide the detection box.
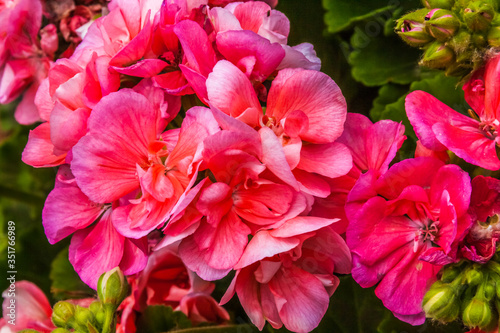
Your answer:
[462,298,493,329]
[484,281,496,300]
[463,2,495,31]
[422,282,460,322]
[420,41,455,68]
[51,329,71,333]
[425,9,460,41]
[441,265,462,283]
[97,267,129,308]
[51,302,76,328]
[89,301,105,326]
[422,0,455,9]
[75,305,97,328]
[445,61,471,76]
[466,268,484,286]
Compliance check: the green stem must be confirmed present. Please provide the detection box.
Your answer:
[101,305,116,333]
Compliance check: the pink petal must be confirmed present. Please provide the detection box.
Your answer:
[69,211,125,289]
[50,103,90,152]
[278,43,321,71]
[433,121,500,170]
[120,237,148,276]
[269,265,330,333]
[267,69,346,143]
[22,123,66,168]
[111,59,168,77]
[43,184,103,244]
[71,90,159,203]
[216,30,285,82]
[484,55,500,120]
[297,142,352,178]
[206,60,262,128]
[430,164,471,217]
[14,83,41,125]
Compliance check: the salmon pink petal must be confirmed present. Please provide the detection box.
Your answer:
[365,120,406,172]
[43,184,103,244]
[71,90,159,203]
[268,265,329,333]
[22,123,67,168]
[270,216,336,238]
[14,83,41,125]
[259,127,299,190]
[193,210,251,270]
[196,182,233,225]
[139,164,175,202]
[234,268,266,330]
[178,236,232,281]
[433,121,500,170]
[336,113,373,170]
[235,231,300,269]
[50,103,90,152]
[297,142,352,178]
[207,60,262,128]
[216,30,285,82]
[179,64,209,101]
[69,211,125,289]
[267,69,346,143]
[153,70,193,95]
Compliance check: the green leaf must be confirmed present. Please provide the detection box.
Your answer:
[370,84,409,121]
[322,0,394,34]
[50,247,94,300]
[135,305,192,333]
[348,31,421,86]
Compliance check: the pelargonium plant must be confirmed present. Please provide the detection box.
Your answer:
[1,0,500,332]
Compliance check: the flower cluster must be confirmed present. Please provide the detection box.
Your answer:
[4,0,500,332]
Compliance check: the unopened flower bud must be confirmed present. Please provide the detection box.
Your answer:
[466,268,484,286]
[463,2,495,31]
[420,41,455,68]
[396,9,434,46]
[75,305,97,328]
[462,298,493,329]
[52,329,71,333]
[425,9,460,41]
[422,0,454,9]
[97,267,129,307]
[484,282,496,300]
[441,265,462,283]
[89,301,105,326]
[52,301,76,328]
[422,282,460,323]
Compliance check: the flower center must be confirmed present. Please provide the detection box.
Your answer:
[480,119,499,140]
[414,221,439,252]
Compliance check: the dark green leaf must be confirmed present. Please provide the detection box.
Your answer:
[50,247,94,300]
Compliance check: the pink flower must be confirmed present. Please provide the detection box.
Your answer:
[346,157,472,325]
[405,54,500,170]
[1,281,54,332]
[311,113,406,233]
[118,244,229,332]
[460,175,500,263]
[221,216,351,332]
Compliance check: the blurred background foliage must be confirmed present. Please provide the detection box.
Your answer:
[0,0,476,332]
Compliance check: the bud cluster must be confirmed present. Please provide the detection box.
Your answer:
[423,251,500,331]
[50,268,128,333]
[396,0,500,77]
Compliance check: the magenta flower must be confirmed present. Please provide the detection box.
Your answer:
[406,54,500,170]
[346,157,472,325]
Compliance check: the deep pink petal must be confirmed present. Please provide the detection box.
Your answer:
[111,59,168,77]
[433,121,500,170]
[50,103,90,152]
[430,164,471,217]
[120,237,148,276]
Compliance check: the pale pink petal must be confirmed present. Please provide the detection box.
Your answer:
[14,83,41,125]
[234,267,266,330]
[278,44,321,71]
[258,9,289,44]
